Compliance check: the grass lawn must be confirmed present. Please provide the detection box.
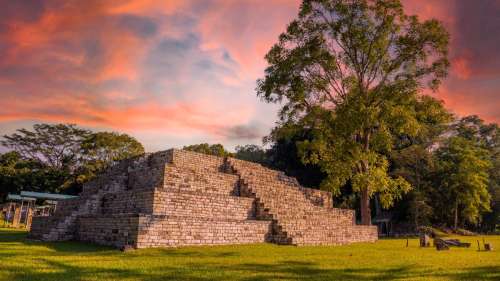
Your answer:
[0,228,498,281]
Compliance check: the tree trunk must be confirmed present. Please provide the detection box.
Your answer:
[454,200,458,230]
[414,204,419,230]
[360,131,372,225]
[360,187,371,225]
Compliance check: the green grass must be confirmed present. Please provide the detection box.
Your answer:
[0,228,498,281]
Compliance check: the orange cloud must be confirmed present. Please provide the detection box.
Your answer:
[0,1,156,83]
[197,0,300,78]
[107,0,189,15]
[0,89,255,137]
[0,0,498,153]
[452,56,472,79]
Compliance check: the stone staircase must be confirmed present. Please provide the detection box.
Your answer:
[30,149,377,248]
[227,157,377,246]
[30,185,105,241]
[132,153,276,248]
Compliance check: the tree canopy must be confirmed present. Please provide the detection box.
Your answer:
[435,137,492,229]
[234,145,268,165]
[1,124,90,171]
[257,0,450,224]
[77,132,145,183]
[183,143,233,157]
[0,124,145,197]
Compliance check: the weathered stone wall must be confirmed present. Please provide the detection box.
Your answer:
[30,148,377,248]
[228,157,378,245]
[228,158,334,208]
[170,149,225,172]
[77,215,141,248]
[153,190,256,220]
[29,152,172,241]
[161,165,240,195]
[135,215,273,248]
[101,189,155,215]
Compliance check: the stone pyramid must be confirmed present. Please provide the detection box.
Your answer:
[30,149,377,248]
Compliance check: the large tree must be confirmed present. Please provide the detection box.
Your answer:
[390,145,436,228]
[265,123,327,188]
[257,0,450,224]
[435,137,491,229]
[78,132,145,183]
[1,124,145,194]
[452,116,500,231]
[234,145,268,165]
[0,151,71,198]
[1,124,91,171]
[183,143,232,157]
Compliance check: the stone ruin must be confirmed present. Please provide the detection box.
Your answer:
[29,149,377,248]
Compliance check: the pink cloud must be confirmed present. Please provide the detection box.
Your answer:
[0,0,498,153]
[0,92,254,137]
[196,0,300,78]
[452,56,472,79]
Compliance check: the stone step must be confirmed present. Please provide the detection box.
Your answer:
[153,190,257,221]
[228,157,378,246]
[170,150,226,172]
[100,189,155,214]
[241,178,331,207]
[163,165,241,196]
[136,215,274,248]
[291,226,378,246]
[31,149,378,249]
[259,208,353,224]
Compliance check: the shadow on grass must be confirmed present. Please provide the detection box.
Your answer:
[147,247,240,258]
[0,228,114,255]
[1,229,499,281]
[0,230,27,242]
[4,259,499,281]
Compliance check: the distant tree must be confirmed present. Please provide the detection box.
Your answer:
[485,144,500,231]
[388,96,452,228]
[0,151,69,198]
[452,116,500,231]
[0,151,23,200]
[234,145,268,165]
[390,145,436,228]
[265,124,327,188]
[435,137,491,229]
[183,143,233,157]
[78,132,145,183]
[1,124,145,194]
[1,124,91,192]
[257,0,449,224]
[1,124,91,171]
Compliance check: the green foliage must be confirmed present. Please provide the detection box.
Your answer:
[78,132,145,183]
[265,125,327,188]
[448,117,500,231]
[0,152,69,199]
[234,145,268,165]
[1,124,91,170]
[390,145,436,227]
[1,124,145,195]
[183,143,233,157]
[435,137,492,228]
[258,0,450,224]
[0,151,24,199]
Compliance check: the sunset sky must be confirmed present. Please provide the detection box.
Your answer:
[1,0,499,152]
